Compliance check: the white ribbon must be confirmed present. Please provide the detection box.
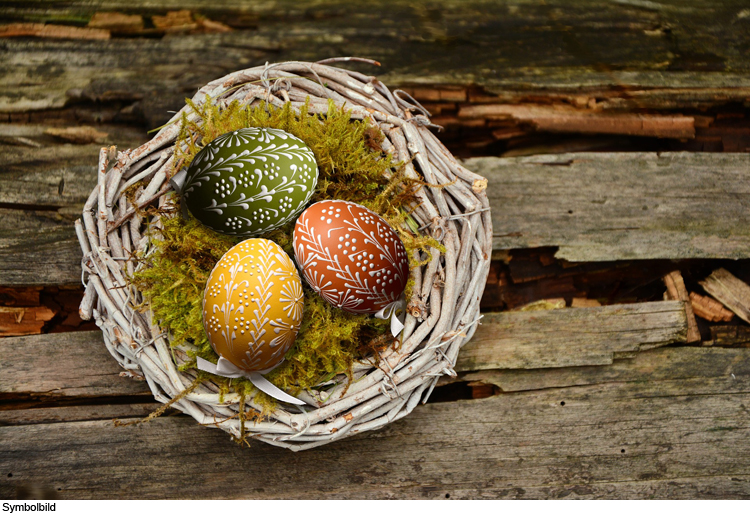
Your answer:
[169,169,187,193]
[196,357,305,405]
[169,169,190,221]
[375,298,406,337]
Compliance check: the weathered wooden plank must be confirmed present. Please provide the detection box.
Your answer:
[3,152,748,285]
[0,33,270,119]
[707,325,750,347]
[460,346,750,393]
[0,122,147,207]
[700,268,750,324]
[0,403,161,427]
[0,143,98,207]
[458,301,687,371]
[0,299,685,404]
[0,209,81,286]
[0,331,148,399]
[1,1,750,116]
[468,152,750,261]
[1,344,749,499]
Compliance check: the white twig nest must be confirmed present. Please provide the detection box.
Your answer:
[77,59,492,450]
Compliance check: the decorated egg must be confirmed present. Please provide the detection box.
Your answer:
[203,239,304,372]
[293,200,409,314]
[182,127,318,236]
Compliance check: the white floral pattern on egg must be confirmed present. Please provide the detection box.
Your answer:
[203,239,304,372]
[293,200,409,314]
[183,127,318,237]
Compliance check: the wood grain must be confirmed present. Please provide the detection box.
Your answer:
[0,331,149,399]
[0,402,163,427]
[0,0,748,501]
[663,270,700,343]
[0,23,110,39]
[469,152,750,261]
[708,325,750,347]
[0,403,162,427]
[460,345,749,393]
[1,1,750,116]
[0,299,686,405]
[457,105,696,138]
[457,301,687,371]
[690,291,734,323]
[1,344,748,499]
[700,268,750,324]
[0,209,81,286]
[0,127,147,208]
[2,152,749,286]
[0,142,100,207]
[0,305,55,336]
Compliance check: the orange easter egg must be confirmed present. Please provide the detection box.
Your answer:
[203,239,304,372]
[293,200,409,314]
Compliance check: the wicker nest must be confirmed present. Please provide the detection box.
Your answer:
[77,59,492,450]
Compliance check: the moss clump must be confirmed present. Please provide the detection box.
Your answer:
[268,292,388,395]
[175,97,393,206]
[131,215,235,361]
[132,95,444,406]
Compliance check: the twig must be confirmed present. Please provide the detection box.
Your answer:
[76,59,492,450]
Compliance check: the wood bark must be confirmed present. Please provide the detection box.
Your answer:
[0,23,110,40]
[690,291,734,323]
[87,12,144,33]
[0,305,55,336]
[457,105,696,138]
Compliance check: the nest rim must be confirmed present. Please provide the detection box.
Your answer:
[76,58,492,451]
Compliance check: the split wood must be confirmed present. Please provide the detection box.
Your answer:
[76,59,491,450]
[662,270,700,343]
[689,292,734,323]
[457,104,695,139]
[700,268,750,325]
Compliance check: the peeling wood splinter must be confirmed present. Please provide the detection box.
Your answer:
[700,268,750,325]
[663,270,701,343]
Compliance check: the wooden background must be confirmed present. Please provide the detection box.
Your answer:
[1,0,750,499]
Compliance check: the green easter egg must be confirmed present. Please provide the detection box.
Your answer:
[182,127,318,236]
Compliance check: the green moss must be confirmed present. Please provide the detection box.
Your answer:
[132,215,235,361]
[132,96,444,410]
[175,97,393,207]
[268,292,389,394]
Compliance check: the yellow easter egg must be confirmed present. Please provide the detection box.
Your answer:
[202,239,304,372]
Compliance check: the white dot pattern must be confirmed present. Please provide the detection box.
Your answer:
[182,127,318,237]
[202,239,304,372]
[293,200,409,314]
